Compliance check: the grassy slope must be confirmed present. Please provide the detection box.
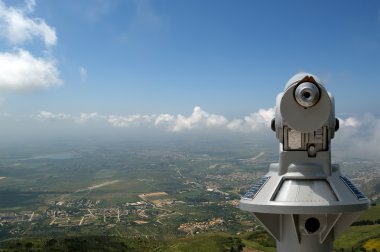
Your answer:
[357,205,380,221]
[0,236,166,252]
[334,224,380,251]
[167,233,231,252]
[0,233,269,252]
[2,226,380,252]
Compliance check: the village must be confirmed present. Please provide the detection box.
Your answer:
[0,186,244,238]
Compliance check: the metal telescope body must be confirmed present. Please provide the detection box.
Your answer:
[239,73,370,252]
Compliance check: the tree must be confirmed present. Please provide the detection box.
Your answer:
[25,242,33,251]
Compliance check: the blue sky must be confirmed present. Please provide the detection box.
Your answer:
[0,0,379,140]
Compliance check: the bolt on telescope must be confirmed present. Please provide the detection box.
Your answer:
[240,73,370,252]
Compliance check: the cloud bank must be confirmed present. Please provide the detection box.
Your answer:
[334,114,380,159]
[36,111,71,121]
[0,0,61,91]
[31,106,380,160]
[34,106,275,133]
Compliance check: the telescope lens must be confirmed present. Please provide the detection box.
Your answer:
[303,91,311,99]
[295,82,320,107]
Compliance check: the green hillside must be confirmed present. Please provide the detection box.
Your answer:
[358,204,380,221]
[1,226,380,252]
[334,224,380,252]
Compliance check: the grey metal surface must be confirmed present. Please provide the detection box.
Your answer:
[274,180,337,203]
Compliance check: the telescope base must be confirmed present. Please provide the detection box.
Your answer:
[274,214,333,252]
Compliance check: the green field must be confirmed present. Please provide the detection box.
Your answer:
[358,204,380,221]
[334,224,380,251]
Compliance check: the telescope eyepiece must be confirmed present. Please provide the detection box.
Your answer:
[295,82,320,108]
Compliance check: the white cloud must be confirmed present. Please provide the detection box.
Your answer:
[171,106,228,132]
[245,108,275,130]
[30,106,275,133]
[154,114,174,126]
[0,1,62,91]
[79,67,87,82]
[333,114,380,159]
[78,112,103,124]
[24,0,36,13]
[31,106,277,133]
[107,114,154,127]
[102,106,274,133]
[0,49,61,91]
[0,0,57,47]
[36,111,71,121]
[227,108,275,132]
[339,117,360,128]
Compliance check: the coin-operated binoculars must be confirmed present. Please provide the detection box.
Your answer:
[240,73,370,252]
